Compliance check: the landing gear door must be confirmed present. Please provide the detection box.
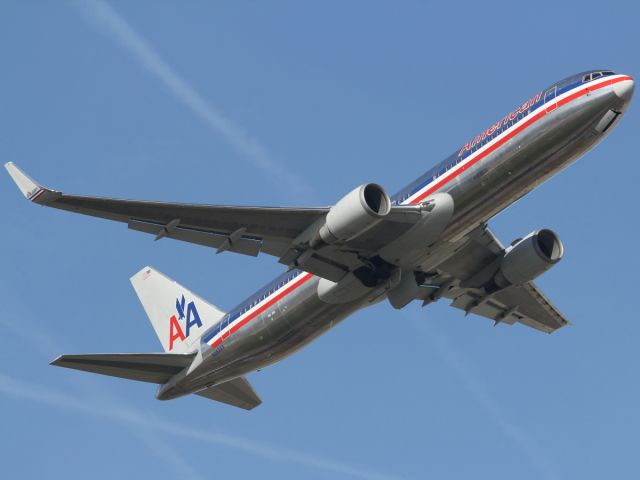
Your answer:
[544,86,558,113]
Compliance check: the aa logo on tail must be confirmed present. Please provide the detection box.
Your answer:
[168,295,202,351]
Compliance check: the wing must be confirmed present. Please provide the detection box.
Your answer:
[430,226,569,333]
[5,162,424,282]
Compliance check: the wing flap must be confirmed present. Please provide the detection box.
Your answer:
[195,376,262,410]
[448,283,568,333]
[43,194,327,237]
[51,353,195,384]
[492,282,569,332]
[128,219,262,256]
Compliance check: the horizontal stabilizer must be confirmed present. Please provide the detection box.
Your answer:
[51,352,195,384]
[196,376,262,410]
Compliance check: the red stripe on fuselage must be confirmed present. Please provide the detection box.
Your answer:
[409,76,632,205]
[210,272,314,348]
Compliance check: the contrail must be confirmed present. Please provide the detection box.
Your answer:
[129,427,206,480]
[1,289,400,479]
[71,0,312,198]
[2,316,399,479]
[0,316,205,480]
[0,372,401,480]
[407,314,561,480]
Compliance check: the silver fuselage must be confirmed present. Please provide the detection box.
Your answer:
[159,71,634,400]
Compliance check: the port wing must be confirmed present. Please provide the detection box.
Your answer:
[5,162,424,283]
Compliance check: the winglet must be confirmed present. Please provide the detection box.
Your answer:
[5,162,52,203]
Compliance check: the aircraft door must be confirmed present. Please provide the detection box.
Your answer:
[544,86,557,113]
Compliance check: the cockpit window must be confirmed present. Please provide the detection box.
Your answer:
[583,71,616,83]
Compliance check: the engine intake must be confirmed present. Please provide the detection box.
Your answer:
[318,183,391,244]
[494,229,564,288]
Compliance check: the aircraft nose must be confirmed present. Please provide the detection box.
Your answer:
[614,76,634,102]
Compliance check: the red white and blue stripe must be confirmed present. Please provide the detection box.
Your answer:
[27,187,46,202]
[204,270,314,348]
[398,73,632,206]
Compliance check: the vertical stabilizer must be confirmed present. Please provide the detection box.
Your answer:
[130,267,225,353]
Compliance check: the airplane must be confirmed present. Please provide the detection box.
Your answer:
[6,69,634,410]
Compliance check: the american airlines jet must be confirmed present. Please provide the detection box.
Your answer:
[6,70,634,410]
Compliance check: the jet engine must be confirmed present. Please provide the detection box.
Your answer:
[492,229,564,289]
[315,183,391,244]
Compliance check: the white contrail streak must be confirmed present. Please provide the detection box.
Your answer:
[0,372,400,480]
[71,0,311,197]
[1,315,398,479]
[130,427,206,480]
[1,280,397,478]
[408,315,561,480]
[0,316,205,480]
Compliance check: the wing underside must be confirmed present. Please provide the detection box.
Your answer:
[4,162,424,283]
[433,226,569,333]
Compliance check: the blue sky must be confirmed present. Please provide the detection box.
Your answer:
[1,1,639,479]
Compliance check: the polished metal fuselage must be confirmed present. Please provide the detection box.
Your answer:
[159,74,632,400]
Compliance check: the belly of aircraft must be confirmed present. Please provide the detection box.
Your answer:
[181,279,364,392]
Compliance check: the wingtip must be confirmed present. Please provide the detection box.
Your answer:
[5,162,47,202]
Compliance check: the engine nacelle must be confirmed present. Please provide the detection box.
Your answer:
[494,229,564,288]
[318,183,391,244]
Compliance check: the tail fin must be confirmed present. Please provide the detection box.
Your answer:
[130,266,225,353]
